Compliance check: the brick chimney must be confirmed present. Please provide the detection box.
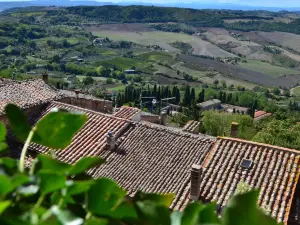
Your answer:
[160,110,167,126]
[190,164,202,201]
[230,122,239,138]
[42,71,48,84]
[106,131,116,150]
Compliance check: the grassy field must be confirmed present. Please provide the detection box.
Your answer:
[139,51,177,64]
[239,60,300,77]
[88,27,234,58]
[173,63,208,78]
[243,31,300,53]
[76,76,111,82]
[203,28,272,61]
[291,86,300,96]
[11,12,46,17]
[95,57,155,74]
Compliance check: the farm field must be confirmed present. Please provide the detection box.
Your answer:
[86,25,235,58]
[178,54,300,88]
[200,73,257,89]
[239,60,300,77]
[240,31,300,53]
[202,28,272,61]
[268,46,300,62]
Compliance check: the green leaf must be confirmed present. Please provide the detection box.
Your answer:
[41,206,84,225]
[67,180,94,196]
[181,202,204,225]
[0,120,8,153]
[33,110,87,149]
[69,157,105,175]
[109,201,138,220]
[134,192,175,207]
[38,155,71,174]
[11,174,30,188]
[5,104,32,142]
[84,217,108,225]
[0,142,8,152]
[0,201,11,215]
[198,203,219,224]
[136,201,170,225]
[0,123,6,141]
[0,157,17,169]
[0,175,13,196]
[87,178,127,216]
[222,190,278,225]
[38,171,67,194]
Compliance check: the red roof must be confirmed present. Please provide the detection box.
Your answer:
[173,137,300,224]
[0,79,60,115]
[254,110,267,118]
[28,101,130,164]
[114,106,141,120]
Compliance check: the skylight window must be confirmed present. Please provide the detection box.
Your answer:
[240,159,253,169]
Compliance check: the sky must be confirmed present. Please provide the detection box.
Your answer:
[1,0,300,8]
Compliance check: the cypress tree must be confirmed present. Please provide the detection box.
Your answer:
[176,89,180,104]
[201,89,205,102]
[183,85,191,107]
[191,88,196,102]
[153,84,157,97]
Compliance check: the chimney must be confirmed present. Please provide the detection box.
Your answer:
[190,164,202,201]
[230,122,239,138]
[74,90,80,98]
[42,71,48,84]
[160,110,167,126]
[106,131,116,150]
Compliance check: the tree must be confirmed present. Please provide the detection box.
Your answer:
[96,65,106,76]
[272,87,280,95]
[82,76,95,85]
[183,85,191,107]
[197,89,205,103]
[201,110,255,139]
[191,88,196,103]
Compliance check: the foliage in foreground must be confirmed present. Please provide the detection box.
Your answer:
[0,104,281,225]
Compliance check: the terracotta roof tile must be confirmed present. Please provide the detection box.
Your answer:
[0,79,60,115]
[114,106,141,120]
[175,137,300,224]
[254,110,267,118]
[26,101,131,164]
[183,120,201,134]
[90,122,215,206]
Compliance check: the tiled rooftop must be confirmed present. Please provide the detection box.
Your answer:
[113,106,141,120]
[90,122,215,204]
[174,137,300,224]
[183,120,201,134]
[254,110,272,121]
[0,79,60,115]
[58,90,103,100]
[27,101,131,164]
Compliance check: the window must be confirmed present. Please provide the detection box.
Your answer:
[240,159,253,169]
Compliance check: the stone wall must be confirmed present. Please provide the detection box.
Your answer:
[58,97,113,113]
[141,115,160,124]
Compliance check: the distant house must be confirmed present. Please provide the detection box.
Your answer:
[221,104,248,114]
[254,110,272,121]
[197,99,222,111]
[93,38,105,45]
[125,69,138,74]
